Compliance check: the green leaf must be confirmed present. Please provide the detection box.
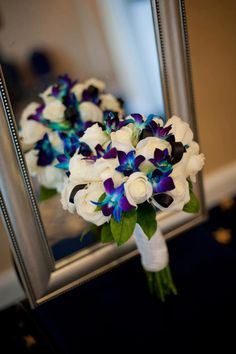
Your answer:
[187,178,193,189]
[39,186,57,202]
[137,202,157,239]
[183,189,200,213]
[101,222,113,243]
[110,208,137,246]
[95,193,106,211]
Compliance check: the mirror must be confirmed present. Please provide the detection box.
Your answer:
[0,0,206,307]
[0,0,165,261]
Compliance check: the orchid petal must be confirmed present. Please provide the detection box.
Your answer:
[104,178,114,194]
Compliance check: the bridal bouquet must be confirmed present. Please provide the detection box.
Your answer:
[60,113,205,300]
[19,75,124,199]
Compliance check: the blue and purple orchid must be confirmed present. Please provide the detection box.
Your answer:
[92,178,134,222]
[148,120,174,143]
[147,148,175,193]
[148,169,175,194]
[149,148,173,174]
[116,150,145,176]
[128,113,166,132]
[103,111,130,134]
[51,74,77,100]
[56,133,91,171]
[87,143,117,161]
[81,84,100,105]
[35,133,59,167]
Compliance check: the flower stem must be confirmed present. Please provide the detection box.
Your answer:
[145,265,177,301]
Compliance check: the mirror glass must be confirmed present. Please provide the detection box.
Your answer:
[0,0,165,261]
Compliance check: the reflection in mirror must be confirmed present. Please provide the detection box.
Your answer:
[0,0,164,261]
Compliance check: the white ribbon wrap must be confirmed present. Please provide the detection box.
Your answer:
[133,224,169,272]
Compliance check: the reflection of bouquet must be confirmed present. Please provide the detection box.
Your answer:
[19,75,124,199]
[61,113,205,300]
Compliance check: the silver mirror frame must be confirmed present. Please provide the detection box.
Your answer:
[0,0,206,308]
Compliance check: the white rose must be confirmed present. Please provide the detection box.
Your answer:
[173,141,205,182]
[19,120,49,146]
[111,126,134,153]
[165,115,193,145]
[71,79,105,101]
[37,164,65,192]
[25,149,65,191]
[84,78,106,92]
[42,100,66,122]
[124,172,153,207]
[94,157,123,186]
[39,86,55,104]
[60,178,78,213]
[74,182,110,226]
[100,94,124,117]
[185,153,205,182]
[69,153,100,184]
[80,123,109,152]
[25,149,39,176]
[151,176,190,212]
[79,102,103,123]
[71,83,85,101]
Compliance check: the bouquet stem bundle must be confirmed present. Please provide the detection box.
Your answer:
[134,223,177,301]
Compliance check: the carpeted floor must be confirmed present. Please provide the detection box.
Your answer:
[1,197,236,353]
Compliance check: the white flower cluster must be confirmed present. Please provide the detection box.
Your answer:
[61,115,205,225]
[19,76,124,193]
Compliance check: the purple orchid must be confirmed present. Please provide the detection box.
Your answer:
[129,113,166,131]
[28,104,45,123]
[116,150,145,176]
[63,92,79,112]
[51,74,77,99]
[74,121,94,138]
[35,133,58,167]
[148,169,175,194]
[149,148,173,174]
[92,178,134,222]
[51,75,81,122]
[103,111,130,134]
[56,133,91,171]
[82,143,117,162]
[148,120,174,142]
[97,144,117,159]
[81,85,100,105]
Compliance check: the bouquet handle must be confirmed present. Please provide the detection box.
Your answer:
[133,223,177,301]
